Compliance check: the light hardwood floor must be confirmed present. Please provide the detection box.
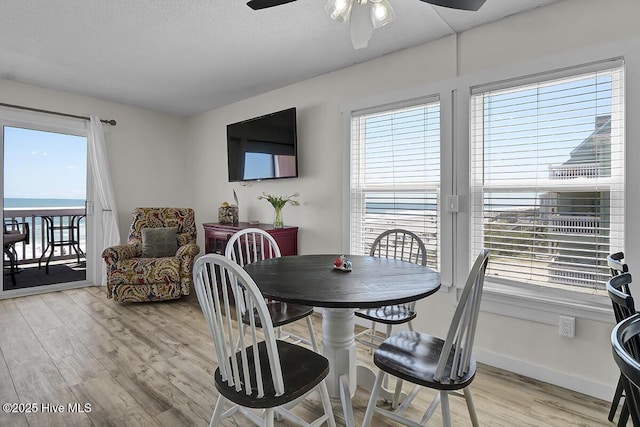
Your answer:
[0,286,617,426]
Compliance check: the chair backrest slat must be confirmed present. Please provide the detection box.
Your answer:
[462,270,485,374]
[608,252,629,277]
[607,273,636,323]
[370,229,427,267]
[226,228,282,267]
[194,253,285,399]
[435,249,490,382]
[370,229,428,312]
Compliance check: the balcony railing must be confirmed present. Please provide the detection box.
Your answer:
[549,162,601,179]
[549,214,601,235]
[3,207,86,266]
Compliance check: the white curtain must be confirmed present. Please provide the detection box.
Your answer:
[88,116,120,285]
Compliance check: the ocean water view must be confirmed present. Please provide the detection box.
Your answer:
[4,198,87,263]
[4,197,86,208]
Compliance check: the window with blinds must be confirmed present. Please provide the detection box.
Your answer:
[350,99,440,270]
[470,62,624,292]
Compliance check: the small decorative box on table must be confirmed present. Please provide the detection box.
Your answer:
[218,205,238,225]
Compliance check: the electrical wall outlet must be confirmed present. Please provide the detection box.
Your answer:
[559,315,575,338]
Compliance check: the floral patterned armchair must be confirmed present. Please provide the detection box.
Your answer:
[102,207,200,302]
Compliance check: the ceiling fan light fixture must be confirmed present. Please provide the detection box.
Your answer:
[370,0,395,28]
[349,0,374,49]
[325,0,354,23]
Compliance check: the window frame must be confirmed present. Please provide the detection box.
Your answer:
[463,58,625,323]
[470,61,624,292]
[349,96,442,271]
[342,91,455,289]
[342,55,625,323]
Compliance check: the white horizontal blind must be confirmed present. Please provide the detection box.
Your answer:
[350,99,440,270]
[470,63,624,292]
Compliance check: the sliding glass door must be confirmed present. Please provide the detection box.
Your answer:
[1,114,91,293]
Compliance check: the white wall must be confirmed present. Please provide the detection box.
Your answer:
[2,0,637,403]
[186,0,640,400]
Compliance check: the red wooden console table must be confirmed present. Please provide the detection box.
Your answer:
[202,222,298,256]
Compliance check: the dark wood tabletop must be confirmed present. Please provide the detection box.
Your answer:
[243,254,441,309]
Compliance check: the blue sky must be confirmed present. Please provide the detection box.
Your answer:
[3,126,87,199]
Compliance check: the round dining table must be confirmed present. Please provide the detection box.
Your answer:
[243,254,441,426]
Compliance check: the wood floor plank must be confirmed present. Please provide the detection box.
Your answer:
[63,288,216,424]
[0,287,618,426]
[0,297,93,426]
[81,286,217,375]
[15,295,105,387]
[39,290,130,405]
[0,343,29,427]
[51,292,211,424]
[70,373,161,427]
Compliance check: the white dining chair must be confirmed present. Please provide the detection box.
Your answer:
[193,253,335,427]
[225,228,318,351]
[362,249,490,427]
[355,229,428,350]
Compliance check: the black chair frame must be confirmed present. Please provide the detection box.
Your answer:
[607,271,636,426]
[3,219,30,287]
[611,313,640,427]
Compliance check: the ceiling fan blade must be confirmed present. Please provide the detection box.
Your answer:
[420,0,487,11]
[247,0,298,10]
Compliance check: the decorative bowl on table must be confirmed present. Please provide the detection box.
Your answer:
[333,255,352,272]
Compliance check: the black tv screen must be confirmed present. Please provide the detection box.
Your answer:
[227,107,298,182]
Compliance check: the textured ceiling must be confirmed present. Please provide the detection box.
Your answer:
[0,0,561,116]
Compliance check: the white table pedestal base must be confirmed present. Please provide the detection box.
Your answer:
[321,308,356,426]
[320,308,406,426]
[321,308,357,398]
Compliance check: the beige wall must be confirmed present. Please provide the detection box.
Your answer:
[2,0,638,402]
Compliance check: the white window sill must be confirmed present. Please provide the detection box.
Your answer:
[475,280,615,325]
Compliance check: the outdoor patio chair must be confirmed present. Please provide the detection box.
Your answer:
[3,219,29,287]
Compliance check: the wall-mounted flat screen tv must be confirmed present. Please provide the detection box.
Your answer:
[227,107,298,182]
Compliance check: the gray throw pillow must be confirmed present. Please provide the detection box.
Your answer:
[141,227,178,258]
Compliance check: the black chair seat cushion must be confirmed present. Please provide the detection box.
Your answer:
[243,301,314,328]
[214,340,329,408]
[355,304,416,325]
[374,330,476,391]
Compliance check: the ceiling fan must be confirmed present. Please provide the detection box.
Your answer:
[246,0,487,49]
[247,0,486,11]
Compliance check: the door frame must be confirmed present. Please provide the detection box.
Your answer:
[0,107,98,299]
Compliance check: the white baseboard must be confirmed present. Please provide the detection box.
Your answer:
[474,347,614,402]
[0,280,92,300]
